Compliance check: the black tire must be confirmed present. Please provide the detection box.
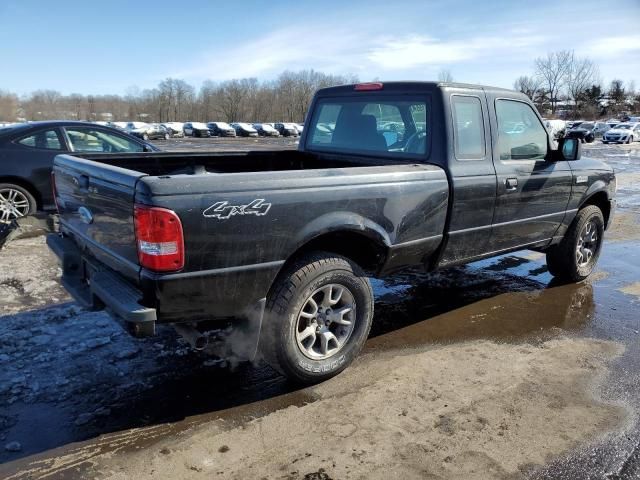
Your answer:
[261,252,374,384]
[164,133,170,140]
[628,136,634,144]
[602,141,608,144]
[546,205,604,282]
[142,133,149,141]
[0,183,37,222]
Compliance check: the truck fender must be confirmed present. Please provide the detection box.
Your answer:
[292,211,391,254]
[581,180,610,205]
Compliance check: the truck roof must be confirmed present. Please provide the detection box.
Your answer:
[316,81,518,96]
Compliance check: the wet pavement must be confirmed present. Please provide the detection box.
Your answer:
[0,141,639,479]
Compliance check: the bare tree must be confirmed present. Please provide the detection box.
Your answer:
[534,50,573,114]
[438,69,454,82]
[566,54,599,111]
[0,90,19,121]
[513,75,543,102]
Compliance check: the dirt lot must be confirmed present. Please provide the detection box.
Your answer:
[0,140,639,479]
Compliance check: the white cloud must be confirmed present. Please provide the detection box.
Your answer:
[584,35,640,58]
[366,33,545,70]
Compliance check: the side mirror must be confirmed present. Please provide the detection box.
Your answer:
[552,137,581,161]
[560,137,581,161]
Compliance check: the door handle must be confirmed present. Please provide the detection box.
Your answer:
[73,174,89,191]
[505,178,518,191]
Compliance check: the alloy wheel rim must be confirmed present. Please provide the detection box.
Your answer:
[576,219,599,267]
[0,188,30,222]
[295,283,356,360]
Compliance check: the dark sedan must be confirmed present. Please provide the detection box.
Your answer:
[565,122,597,143]
[0,121,157,221]
[128,123,172,141]
[207,122,236,137]
[274,122,299,137]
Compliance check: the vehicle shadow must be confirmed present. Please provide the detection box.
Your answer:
[0,254,595,466]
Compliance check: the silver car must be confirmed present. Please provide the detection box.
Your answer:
[602,123,640,144]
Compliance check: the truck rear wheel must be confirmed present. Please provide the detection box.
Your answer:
[546,205,604,282]
[262,252,373,384]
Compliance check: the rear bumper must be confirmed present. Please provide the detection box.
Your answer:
[47,233,157,336]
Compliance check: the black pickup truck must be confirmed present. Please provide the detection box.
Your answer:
[47,82,616,384]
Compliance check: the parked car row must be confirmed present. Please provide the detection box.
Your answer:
[95,120,305,139]
[542,117,640,144]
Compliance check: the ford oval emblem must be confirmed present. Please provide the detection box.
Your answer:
[78,206,94,225]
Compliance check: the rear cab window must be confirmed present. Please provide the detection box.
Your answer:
[306,95,429,158]
[451,95,485,160]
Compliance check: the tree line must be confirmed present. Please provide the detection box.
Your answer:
[1,57,638,123]
[0,70,358,123]
[513,50,639,118]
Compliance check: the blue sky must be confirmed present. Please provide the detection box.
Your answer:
[1,0,638,95]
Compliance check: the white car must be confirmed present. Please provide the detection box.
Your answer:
[543,119,566,141]
[162,122,185,137]
[109,121,128,130]
[602,123,640,144]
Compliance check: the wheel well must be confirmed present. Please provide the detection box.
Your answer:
[582,191,610,227]
[0,176,42,209]
[286,231,388,275]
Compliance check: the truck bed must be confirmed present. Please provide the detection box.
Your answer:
[53,148,449,322]
[78,149,376,176]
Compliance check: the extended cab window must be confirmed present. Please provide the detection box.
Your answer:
[307,96,428,157]
[495,99,547,161]
[65,128,144,153]
[17,129,63,150]
[451,96,485,159]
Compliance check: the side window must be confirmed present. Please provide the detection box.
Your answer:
[451,96,485,159]
[17,129,63,150]
[65,128,144,153]
[495,99,548,161]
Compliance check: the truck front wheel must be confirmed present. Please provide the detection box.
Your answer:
[262,252,373,384]
[546,205,604,282]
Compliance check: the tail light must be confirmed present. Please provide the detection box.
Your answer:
[134,205,184,272]
[51,171,60,213]
[354,82,384,91]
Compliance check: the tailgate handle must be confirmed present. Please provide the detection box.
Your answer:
[73,174,90,191]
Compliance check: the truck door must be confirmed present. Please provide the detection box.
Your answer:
[439,91,497,264]
[487,96,572,251]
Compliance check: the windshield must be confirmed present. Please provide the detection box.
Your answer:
[579,123,594,129]
[615,124,631,130]
[306,95,429,157]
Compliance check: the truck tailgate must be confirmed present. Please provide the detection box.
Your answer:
[53,154,145,283]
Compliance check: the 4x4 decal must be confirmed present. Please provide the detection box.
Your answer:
[203,199,271,220]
